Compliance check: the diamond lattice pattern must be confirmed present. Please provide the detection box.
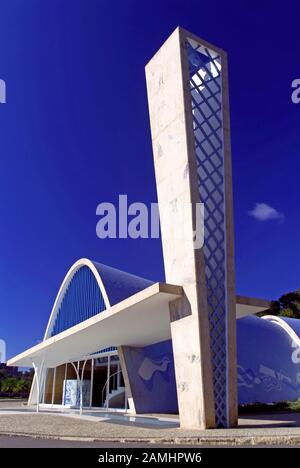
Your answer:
[187,39,228,428]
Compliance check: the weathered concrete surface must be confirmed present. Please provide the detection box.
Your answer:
[146,25,215,431]
[1,406,300,446]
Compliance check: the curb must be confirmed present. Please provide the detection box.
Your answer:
[1,431,300,446]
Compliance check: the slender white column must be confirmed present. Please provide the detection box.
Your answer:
[31,357,45,413]
[51,367,56,407]
[117,362,121,388]
[42,370,46,405]
[69,361,81,412]
[62,363,68,405]
[80,359,88,414]
[106,355,111,410]
[89,358,94,408]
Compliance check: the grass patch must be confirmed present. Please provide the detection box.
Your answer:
[239,399,300,414]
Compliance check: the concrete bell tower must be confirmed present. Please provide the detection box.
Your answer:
[146,27,237,429]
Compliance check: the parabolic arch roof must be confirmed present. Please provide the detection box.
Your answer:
[44,258,154,339]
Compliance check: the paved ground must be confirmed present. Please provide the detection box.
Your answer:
[0,435,201,448]
[0,399,28,407]
[1,401,300,446]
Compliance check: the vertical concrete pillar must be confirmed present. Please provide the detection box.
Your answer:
[118,346,136,414]
[145,27,237,428]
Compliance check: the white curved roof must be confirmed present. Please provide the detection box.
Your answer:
[44,258,154,339]
[262,315,300,347]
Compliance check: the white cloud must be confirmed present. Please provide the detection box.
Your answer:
[248,203,284,222]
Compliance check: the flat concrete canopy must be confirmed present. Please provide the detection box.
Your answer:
[7,283,183,368]
[7,281,269,369]
[236,296,270,318]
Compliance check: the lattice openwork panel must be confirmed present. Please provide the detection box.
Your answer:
[186,38,228,427]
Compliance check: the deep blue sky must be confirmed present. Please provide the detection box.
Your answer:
[1,0,300,358]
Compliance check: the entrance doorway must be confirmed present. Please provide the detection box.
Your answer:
[43,352,125,409]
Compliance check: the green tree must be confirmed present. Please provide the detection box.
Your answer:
[1,377,16,393]
[258,290,300,319]
[12,378,30,393]
[1,377,31,394]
